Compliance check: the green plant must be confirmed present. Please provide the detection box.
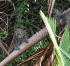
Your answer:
[39,10,64,66]
[60,27,70,66]
[0,27,8,40]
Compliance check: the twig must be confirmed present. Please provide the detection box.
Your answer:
[0,12,8,32]
[0,41,9,55]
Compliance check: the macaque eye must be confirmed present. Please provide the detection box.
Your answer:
[21,31,22,33]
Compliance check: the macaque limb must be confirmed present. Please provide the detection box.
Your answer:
[53,7,63,19]
[64,12,70,33]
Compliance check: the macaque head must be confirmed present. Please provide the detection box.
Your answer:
[15,28,26,39]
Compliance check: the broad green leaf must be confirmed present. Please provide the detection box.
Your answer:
[60,27,70,66]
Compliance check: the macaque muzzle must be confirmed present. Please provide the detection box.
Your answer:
[17,34,22,38]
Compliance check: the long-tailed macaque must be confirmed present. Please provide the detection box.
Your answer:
[8,28,28,52]
[14,28,28,50]
[14,28,28,62]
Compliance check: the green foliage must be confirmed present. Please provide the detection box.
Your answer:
[12,1,49,63]
[14,1,29,29]
[60,27,70,66]
[46,17,56,36]
[0,27,8,40]
[14,0,48,30]
[17,38,48,61]
[25,17,41,30]
[40,10,64,66]
[39,9,70,66]
[54,0,68,9]
[0,56,2,62]
[0,0,69,65]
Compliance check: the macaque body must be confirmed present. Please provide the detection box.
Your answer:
[14,28,28,62]
[8,28,28,51]
[14,28,28,50]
